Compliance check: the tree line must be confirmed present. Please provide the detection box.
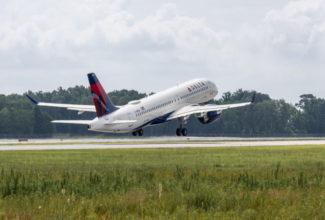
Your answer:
[0,86,324,137]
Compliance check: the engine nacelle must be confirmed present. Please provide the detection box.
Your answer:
[197,111,221,124]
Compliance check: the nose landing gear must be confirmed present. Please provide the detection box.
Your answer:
[138,129,144,136]
[132,128,144,136]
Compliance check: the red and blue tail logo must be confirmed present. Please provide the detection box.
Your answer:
[88,73,118,117]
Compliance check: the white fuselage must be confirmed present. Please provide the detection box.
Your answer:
[88,78,218,133]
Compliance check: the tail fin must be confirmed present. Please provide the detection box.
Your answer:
[88,73,118,117]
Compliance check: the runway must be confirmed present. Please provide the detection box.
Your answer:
[1,137,325,151]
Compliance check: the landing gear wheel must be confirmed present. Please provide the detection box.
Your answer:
[138,129,144,136]
[132,131,137,136]
[176,128,182,136]
[181,128,188,136]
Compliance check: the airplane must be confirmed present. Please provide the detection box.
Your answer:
[27,73,255,136]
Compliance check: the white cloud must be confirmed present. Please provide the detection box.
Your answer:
[264,0,325,59]
[0,0,325,102]
[0,1,229,69]
[210,0,325,101]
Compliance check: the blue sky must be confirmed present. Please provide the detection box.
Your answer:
[1,0,324,103]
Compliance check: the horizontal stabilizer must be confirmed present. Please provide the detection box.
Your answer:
[51,120,92,125]
[105,120,136,125]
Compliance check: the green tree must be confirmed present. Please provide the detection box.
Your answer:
[0,87,324,137]
[295,94,325,134]
[0,107,11,135]
[32,106,53,135]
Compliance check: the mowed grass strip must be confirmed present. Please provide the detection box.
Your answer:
[0,145,324,219]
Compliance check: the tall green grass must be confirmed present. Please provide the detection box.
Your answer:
[0,146,324,219]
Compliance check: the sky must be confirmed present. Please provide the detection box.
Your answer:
[1,0,325,103]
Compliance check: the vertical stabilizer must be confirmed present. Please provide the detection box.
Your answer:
[87,73,118,117]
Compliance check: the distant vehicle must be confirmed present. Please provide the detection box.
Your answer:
[27,73,255,136]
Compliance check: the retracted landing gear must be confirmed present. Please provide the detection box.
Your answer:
[132,128,144,136]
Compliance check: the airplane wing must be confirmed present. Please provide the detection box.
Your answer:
[26,95,96,113]
[167,93,255,120]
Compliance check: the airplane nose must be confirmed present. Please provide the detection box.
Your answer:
[211,82,218,94]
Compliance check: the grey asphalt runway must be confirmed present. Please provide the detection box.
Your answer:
[0,137,325,151]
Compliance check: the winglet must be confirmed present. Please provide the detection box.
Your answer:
[26,95,39,105]
[251,92,256,104]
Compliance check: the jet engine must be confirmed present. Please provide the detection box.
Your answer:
[197,111,221,124]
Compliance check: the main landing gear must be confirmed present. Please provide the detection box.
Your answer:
[176,127,187,136]
[132,129,144,136]
[176,117,188,136]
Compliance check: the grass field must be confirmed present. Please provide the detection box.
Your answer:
[0,145,324,219]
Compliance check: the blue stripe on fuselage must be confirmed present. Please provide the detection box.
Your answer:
[150,111,174,125]
[133,111,174,131]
